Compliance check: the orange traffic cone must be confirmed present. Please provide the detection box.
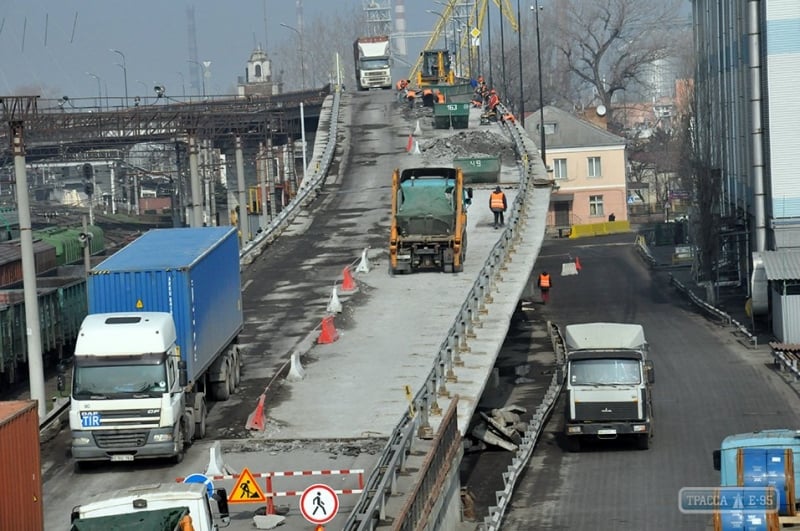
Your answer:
[575,256,582,271]
[245,394,266,431]
[406,133,414,152]
[341,266,357,292]
[318,316,340,344]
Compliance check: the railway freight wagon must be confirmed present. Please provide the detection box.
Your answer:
[0,276,87,393]
[33,226,105,266]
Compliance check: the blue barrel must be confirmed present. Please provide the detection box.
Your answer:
[738,448,796,515]
[714,488,779,531]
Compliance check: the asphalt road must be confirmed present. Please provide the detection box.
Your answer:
[499,234,800,530]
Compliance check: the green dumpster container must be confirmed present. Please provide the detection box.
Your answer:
[428,82,475,102]
[454,157,501,184]
[433,102,471,129]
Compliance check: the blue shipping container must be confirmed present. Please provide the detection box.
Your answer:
[88,227,242,381]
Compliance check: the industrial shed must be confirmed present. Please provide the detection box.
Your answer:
[754,250,800,343]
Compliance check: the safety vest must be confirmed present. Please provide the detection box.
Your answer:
[422,89,433,97]
[396,80,405,91]
[437,92,445,103]
[490,191,505,210]
[538,273,551,288]
[488,94,499,109]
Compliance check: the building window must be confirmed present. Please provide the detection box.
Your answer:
[255,64,262,78]
[553,158,568,180]
[588,156,602,178]
[537,122,557,135]
[589,195,604,216]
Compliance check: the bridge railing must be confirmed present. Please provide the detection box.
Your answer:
[343,105,561,530]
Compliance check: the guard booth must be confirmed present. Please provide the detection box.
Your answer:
[433,102,470,129]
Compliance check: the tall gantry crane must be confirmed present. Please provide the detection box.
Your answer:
[408,0,518,84]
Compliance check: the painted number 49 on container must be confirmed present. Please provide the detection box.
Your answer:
[80,411,101,427]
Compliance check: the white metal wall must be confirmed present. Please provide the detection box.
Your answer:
[770,282,800,343]
[766,1,800,219]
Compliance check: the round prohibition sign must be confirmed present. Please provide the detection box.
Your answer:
[299,483,339,524]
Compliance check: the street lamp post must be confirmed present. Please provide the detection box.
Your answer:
[177,72,186,97]
[426,10,448,51]
[499,0,507,96]
[110,48,128,107]
[137,80,148,105]
[533,1,546,165]
[517,0,525,126]
[86,72,102,108]
[187,60,207,97]
[280,23,306,91]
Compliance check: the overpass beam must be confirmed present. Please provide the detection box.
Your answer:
[187,132,204,227]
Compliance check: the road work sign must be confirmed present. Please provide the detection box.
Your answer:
[228,467,266,503]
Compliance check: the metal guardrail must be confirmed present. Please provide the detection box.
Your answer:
[669,274,757,347]
[479,321,565,531]
[343,104,556,530]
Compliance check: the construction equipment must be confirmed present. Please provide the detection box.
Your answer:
[389,167,472,274]
[408,0,519,83]
[418,50,455,86]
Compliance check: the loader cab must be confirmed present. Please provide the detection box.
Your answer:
[418,50,454,86]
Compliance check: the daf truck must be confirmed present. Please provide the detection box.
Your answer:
[353,36,392,90]
[69,227,243,468]
[562,322,654,451]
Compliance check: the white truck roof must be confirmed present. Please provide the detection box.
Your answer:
[75,482,207,519]
[564,322,647,351]
[75,312,176,356]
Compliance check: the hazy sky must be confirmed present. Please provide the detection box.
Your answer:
[0,0,417,100]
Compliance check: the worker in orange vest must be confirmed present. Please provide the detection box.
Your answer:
[487,89,500,112]
[436,90,445,103]
[537,271,552,304]
[489,186,507,229]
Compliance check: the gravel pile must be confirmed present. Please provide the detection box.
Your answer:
[419,129,517,166]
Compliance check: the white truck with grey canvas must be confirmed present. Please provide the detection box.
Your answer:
[562,322,654,451]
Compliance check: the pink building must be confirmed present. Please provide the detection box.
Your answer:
[525,106,628,235]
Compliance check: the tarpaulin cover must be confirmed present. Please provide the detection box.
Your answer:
[71,507,189,531]
[396,178,456,235]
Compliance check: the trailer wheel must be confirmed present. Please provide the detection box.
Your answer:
[211,369,231,401]
[566,436,581,453]
[637,434,651,450]
[232,349,242,388]
[195,400,207,440]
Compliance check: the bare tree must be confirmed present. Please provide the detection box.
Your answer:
[555,0,686,123]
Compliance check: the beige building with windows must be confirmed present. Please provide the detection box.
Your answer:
[525,106,628,235]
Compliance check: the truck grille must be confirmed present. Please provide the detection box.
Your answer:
[574,401,640,421]
[94,430,149,448]
[99,409,160,421]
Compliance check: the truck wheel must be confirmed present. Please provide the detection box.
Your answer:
[444,264,454,273]
[195,400,207,440]
[232,351,242,388]
[637,434,651,450]
[173,423,186,464]
[73,461,86,473]
[566,436,581,453]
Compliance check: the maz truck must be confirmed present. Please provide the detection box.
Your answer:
[353,35,392,90]
[562,322,654,451]
[69,227,243,469]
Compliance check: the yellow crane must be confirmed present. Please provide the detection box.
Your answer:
[408,0,519,84]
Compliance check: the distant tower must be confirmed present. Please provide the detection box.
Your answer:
[238,46,281,98]
[186,6,202,96]
[394,0,407,56]
[363,0,392,37]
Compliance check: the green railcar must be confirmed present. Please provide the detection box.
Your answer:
[0,276,87,392]
[32,226,105,266]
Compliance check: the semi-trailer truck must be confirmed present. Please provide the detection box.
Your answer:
[562,322,654,451]
[353,35,392,90]
[69,227,243,468]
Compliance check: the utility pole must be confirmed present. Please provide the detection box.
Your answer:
[2,97,47,419]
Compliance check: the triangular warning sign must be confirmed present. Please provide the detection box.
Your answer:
[228,467,266,504]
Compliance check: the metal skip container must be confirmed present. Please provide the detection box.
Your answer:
[0,400,44,530]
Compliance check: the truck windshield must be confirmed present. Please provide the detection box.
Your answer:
[361,58,390,70]
[73,361,168,399]
[570,359,641,385]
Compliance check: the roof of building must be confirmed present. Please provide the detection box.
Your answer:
[524,105,626,150]
[760,250,800,281]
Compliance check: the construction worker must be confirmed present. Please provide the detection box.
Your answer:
[406,89,416,109]
[489,185,507,229]
[537,271,552,304]
[436,90,445,104]
[422,88,434,107]
[487,89,500,112]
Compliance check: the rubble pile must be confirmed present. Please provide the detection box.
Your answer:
[419,130,517,166]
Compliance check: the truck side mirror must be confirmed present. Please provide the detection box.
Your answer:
[467,187,474,199]
[713,450,721,470]
[213,488,231,524]
[178,360,188,388]
[644,360,655,384]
